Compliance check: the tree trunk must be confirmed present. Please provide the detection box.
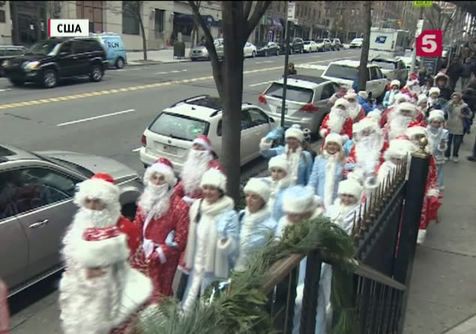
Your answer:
[358,1,371,91]
[139,16,147,61]
[220,1,245,205]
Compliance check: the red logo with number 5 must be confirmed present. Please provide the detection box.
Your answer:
[416,30,443,57]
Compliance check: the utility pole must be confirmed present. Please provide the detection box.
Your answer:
[281,1,292,129]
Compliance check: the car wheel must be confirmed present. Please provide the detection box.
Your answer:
[9,79,24,87]
[42,69,57,88]
[115,57,125,69]
[89,64,104,82]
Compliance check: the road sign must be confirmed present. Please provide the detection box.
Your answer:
[287,2,295,21]
[413,1,433,8]
[416,30,442,57]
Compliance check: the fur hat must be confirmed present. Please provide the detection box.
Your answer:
[434,72,449,81]
[397,102,417,115]
[325,133,344,148]
[144,157,177,187]
[338,179,363,199]
[200,168,227,192]
[366,109,382,123]
[355,117,379,134]
[193,135,212,151]
[344,92,358,100]
[394,94,409,104]
[417,94,428,105]
[334,98,350,110]
[268,155,289,173]
[285,127,304,142]
[384,139,416,161]
[405,125,427,139]
[428,109,445,122]
[74,173,120,208]
[429,87,440,96]
[282,186,322,214]
[244,178,271,203]
[358,91,368,99]
[390,80,401,88]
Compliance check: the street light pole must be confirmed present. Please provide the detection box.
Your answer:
[281,2,291,129]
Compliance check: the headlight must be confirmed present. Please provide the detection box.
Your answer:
[24,61,40,71]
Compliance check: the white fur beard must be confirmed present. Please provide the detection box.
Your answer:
[328,114,346,133]
[73,207,120,230]
[389,115,411,139]
[348,104,360,119]
[181,151,212,195]
[355,136,382,173]
[138,186,171,219]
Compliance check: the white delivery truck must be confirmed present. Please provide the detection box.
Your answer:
[368,28,410,60]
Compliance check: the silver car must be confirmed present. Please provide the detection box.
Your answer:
[0,145,143,296]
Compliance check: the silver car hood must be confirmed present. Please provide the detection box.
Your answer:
[37,150,139,183]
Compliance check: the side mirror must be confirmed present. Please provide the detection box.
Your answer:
[269,117,275,123]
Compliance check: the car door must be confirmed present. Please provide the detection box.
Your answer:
[373,67,388,98]
[72,40,91,75]
[56,41,76,77]
[12,166,81,279]
[0,173,29,290]
[247,107,273,161]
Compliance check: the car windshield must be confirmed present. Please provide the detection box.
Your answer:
[265,83,313,103]
[324,64,359,81]
[149,112,209,141]
[315,39,324,43]
[26,40,61,56]
[304,41,311,44]
[371,60,395,70]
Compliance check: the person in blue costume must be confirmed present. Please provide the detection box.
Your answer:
[264,155,292,222]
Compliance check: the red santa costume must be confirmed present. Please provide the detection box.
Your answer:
[319,98,353,140]
[59,173,152,334]
[133,158,189,301]
[405,126,441,244]
[379,94,411,128]
[344,91,365,122]
[377,139,417,185]
[174,135,223,206]
[400,74,420,103]
[384,102,419,141]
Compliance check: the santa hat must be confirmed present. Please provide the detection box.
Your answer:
[244,178,271,202]
[347,169,365,186]
[144,157,177,187]
[268,155,289,173]
[429,87,440,96]
[390,80,401,88]
[417,94,428,105]
[285,127,304,142]
[358,91,368,100]
[74,173,120,208]
[394,94,409,104]
[384,139,416,161]
[366,109,382,123]
[406,79,419,87]
[192,135,212,151]
[434,72,449,81]
[397,102,417,115]
[325,133,344,148]
[334,98,350,110]
[200,168,227,192]
[355,117,379,133]
[405,125,427,139]
[344,92,358,100]
[428,109,445,122]
[282,186,322,214]
[338,179,363,199]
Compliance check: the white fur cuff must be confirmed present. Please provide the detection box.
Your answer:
[73,234,129,268]
[217,238,234,253]
[260,138,272,151]
[319,128,327,138]
[156,246,167,264]
[427,188,439,197]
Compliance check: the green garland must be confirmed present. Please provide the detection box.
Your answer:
[138,215,357,334]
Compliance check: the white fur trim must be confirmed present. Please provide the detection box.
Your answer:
[200,168,227,191]
[192,137,211,151]
[260,137,273,151]
[244,178,271,202]
[156,246,167,264]
[74,178,119,207]
[282,186,320,214]
[338,179,363,199]
[391,80,401,87]
[268,155,289,173]
[427,188,439,197]
[145,163,177,186]
[72,234,129,268]
[216,237,234,252]
[406,126,426,139]
[334,98,350,110]
[429,87,440,96]
[285,127,304,142]
[325,133,344,147]
[358,91,368,99]
[428,109,445,122]
[319,128,328,138]
[398,102,417,115]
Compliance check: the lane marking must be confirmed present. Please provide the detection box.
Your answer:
[57,109,135,127]
[155,69,188,75]
[249,80,273,87]
[0,88,12,92]
[255,60,274,64]
[132,147,141,152]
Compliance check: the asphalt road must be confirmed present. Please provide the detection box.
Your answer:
[3,49,361,333]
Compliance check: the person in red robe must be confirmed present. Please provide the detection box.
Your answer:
[384,102,419,141]
[344,91,366,122]
[320,98,353,140]
[133,158,190,301]
[380,93,411,128]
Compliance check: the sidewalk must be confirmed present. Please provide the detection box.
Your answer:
[127,48,191,65]
[404,132,476,334]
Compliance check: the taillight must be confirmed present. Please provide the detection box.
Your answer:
[300,103,319,113]
[141,134,147,146]
[258,94,267,104]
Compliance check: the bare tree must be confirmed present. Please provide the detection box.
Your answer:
[358,1,372,91]
[189,0,271,203]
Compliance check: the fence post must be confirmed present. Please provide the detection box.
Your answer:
[300,250,322,334]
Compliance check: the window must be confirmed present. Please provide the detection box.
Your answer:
[0,10,5,23]
[123,2,140,35]
[77,1,104,33]
[149,112,209,141]
[248,108,269,126]
[324,65,359,81]
[0,168,79,220]
[59,42,73,55]
[369,67,380,80]
[320,84,335,100]
[155,9,165,34]
[265,83,314,103]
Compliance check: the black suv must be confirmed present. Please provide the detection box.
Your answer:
[3,38,107,88]
[280,38,304,54]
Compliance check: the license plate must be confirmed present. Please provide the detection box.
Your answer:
[160,144,178,155]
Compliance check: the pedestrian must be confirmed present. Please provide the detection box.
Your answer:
[426,110,449,189]
[260,126,313,186]
[133,158,190,301]
[0,279,9,334]
[417,94,429,118]
[446,57,463,91]
[319,98,354,140]
[434,72,453,101]
[385,102,419,140]
[444,92,472,162]
[287,62,297,75]
[379,93,410,127]
[181,169,239,314]
[383,80,401,108]
[462,78,476,124]
[59,173,152,334]
[234,178,277,272]
[460,57,473,90]
[357,91,374,115]
[308,133,345,210]
[265,155,292,222]
[427,87,448,112]
[344,91,366,122]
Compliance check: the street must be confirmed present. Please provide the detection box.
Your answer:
[4,48,360,333]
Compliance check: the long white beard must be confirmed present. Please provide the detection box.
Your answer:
[72,206,120,230]
[181,149,212,195]
[138,183,171,219]
[328,111,346,133]
[355,134,383,174]
[389,115,412,139]
[348,103,361,119]
[286,146,302,185]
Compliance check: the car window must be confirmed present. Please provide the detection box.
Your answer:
[248,108,268,126]
[0,168,78,219]
[371,60,396,70]
[60,42,73,55]
[320,83,335,100]
[149,112,209,141]
[376,68,384,78]
[369,66,379,80]
[73,40,88,54]
[264,83,314,103]
[324,64,358,81]
[216,109,255,136]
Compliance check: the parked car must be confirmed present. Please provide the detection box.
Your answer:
[2,38,107,88]
[190,39,224,61]
[321,60,387,98]
[303,40,318,53]
[0,46,26,77]
[90,33,127,69]
[259,75,338,134]
[314,39,326,52]
[323,39,333,51]
[139,95,276,171]
[280,38,304,54]
[0,144,143,296]
[256,41,280,56]
[331,38,342,51]
[370,57,408,83]
[243,42,257,58]
[349,38,364,48]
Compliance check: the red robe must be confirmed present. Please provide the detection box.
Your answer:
[174,159,224,200]
[350,106,366,123]
[345,140,388,177]
[117,216,141,256]
[320,114,353,139]
[133,193,189,301]
[419,156,441,230]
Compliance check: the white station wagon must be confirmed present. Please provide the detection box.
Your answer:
[139,95,276,172]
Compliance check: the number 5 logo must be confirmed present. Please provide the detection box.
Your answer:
[416,30,443,57]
